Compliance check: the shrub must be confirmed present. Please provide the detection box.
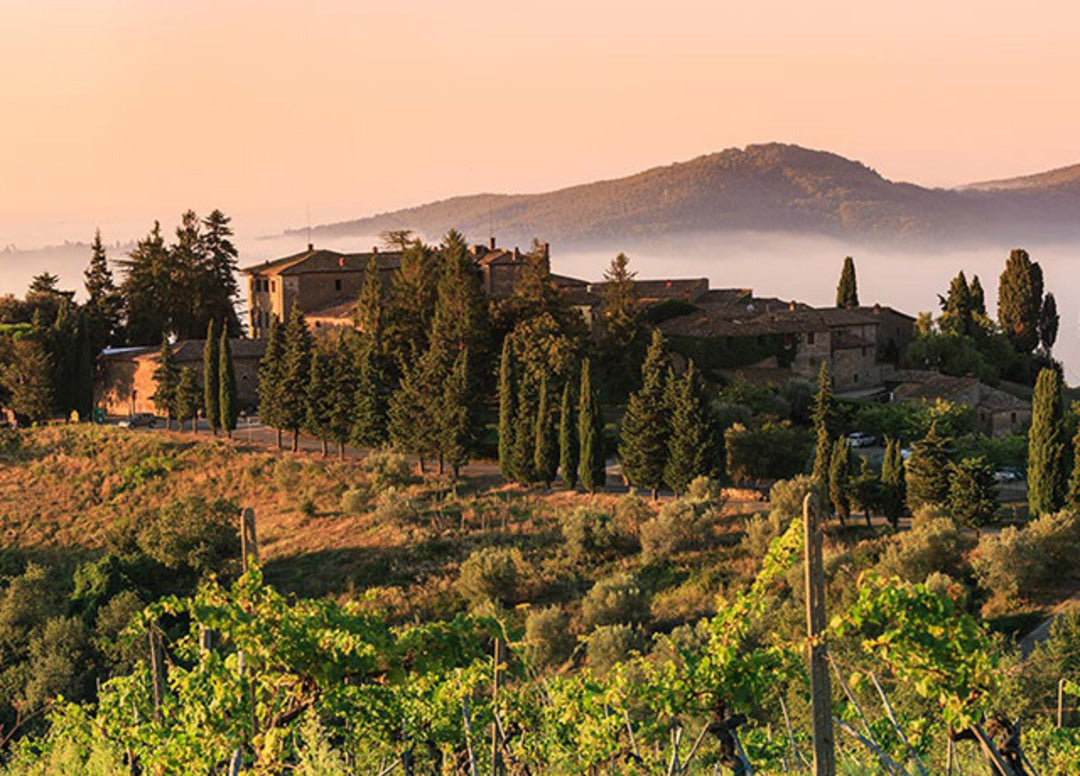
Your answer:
[362,448,413,493]
[640,500,711,561]
[685,476,722,504]
[768,475,818,520]
[525,606,574,670]
[273,457,302,490]
[586,624,645,672]
[134,497,239,578]
[613,493,653,535]
[560,506,620,561]
[299,497,318,518]
[22,616,95,711]
[340,488,366,515]
[455,547,522,609]
[740,510,789,561]
[877,507,965,583]
[974,510,1080,601]
[581,573,649,630]
[116,455,173,494]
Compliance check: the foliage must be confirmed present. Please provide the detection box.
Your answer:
[558,378,578,489]
[974,510,1080,602]
[639,499,713,561]
[617,329,669,496]
[836,255,858,308]
[1028,367,1067,517]
[455,547,522,609]
[997,247,1044,354]
[663,361,717,495]
[586,624,644,673]
[203,319,221,434]
[946,456,998,527]
[560,506,620,562]
[525,606,574,670]
[877,508,966,583]
[577,359,605,493]
[905,424,952,513]
[724,421,812,485]
[581,573,649,630]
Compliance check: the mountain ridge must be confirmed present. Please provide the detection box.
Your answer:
[291,143,1080,248]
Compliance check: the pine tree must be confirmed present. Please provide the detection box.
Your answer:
[326,336,358,458]
[354,255,384,339]
[175,367,202,432]
[497,339,516,481]
[559,378,579,490]
[836,256,859,308]
[906,425,952,514]
[880,438,907,528]
[599,253,640,349]
[617,330,670,497]
[218,328,238,438]
[939,271,974,336]
[663,361,712,496]
[171,210,207,340]
[1039,293,1060,354]
[387,341,443,471]
[200,210,242,336]
[83,229,122,353]
[811,363,835,493]
[203,319,221,436]
[534,373,559,487]
[947,457,997,528]
[384,240,438,369]
[351,337,387,450]
[151,337,180,429]
[1028,367,1066,517]
[1,339,53,424]
[828,437,852,523]
[997,248,1043,354]
[578,360,605,493]
[305,345,333,456]
[281,304,314,452]
[257,316,286,448]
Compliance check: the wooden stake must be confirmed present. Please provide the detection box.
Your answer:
[491,638,506,776]
[804,493,835,776]
[1058,678,1066,728]
[462,698,479,776]
[148,626,165,725]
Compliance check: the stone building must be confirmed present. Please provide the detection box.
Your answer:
[889,371,1031,437]
[96,339,266,417]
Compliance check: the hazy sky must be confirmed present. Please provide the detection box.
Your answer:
[3,0,1080,245]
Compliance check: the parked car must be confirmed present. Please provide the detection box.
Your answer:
[118,413,157,429]
[846,432,876,448]
[900,447,912,461]
[993,468,1023,483]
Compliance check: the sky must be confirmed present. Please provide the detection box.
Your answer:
[3,0,1080,247]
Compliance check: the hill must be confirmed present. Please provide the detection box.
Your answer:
[294,143,1080,247]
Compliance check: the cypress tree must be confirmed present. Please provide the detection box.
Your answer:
[559,378,579,489]
[511,382,538,483]
[218,328,238,438]
[281,303,314,452]
[578,359,605,493]
[1067,423,1080,513]
[203,319,220,436]
[534,373,558,487]
[880,438,906,528]
[83,229,122,354]
[354,255,384,337]
[663,361,712,496]
[828,437,852,524]
[306,345,333,456]
[257,315,286,448]
[811,363,835,493]
[997,248,1043,354]
[970,274,987,317]
[851,457,880,528]
[151,336,180,429]
[175,367,201,432]
[946,456,997,528]
[1028,367,1066,517]
[836,256,859,308]
[617,329,670,498]
[599,252,640,349]
[497,339,516,481]
[326,336,358,458]
[440,348,473,478]
[387,342,442,471]
[906,424,952,514]
[351,338,387,450]
[1039,293,1060,354]
[940,271,974,336]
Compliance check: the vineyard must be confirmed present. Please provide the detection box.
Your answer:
[0,426,1078,774]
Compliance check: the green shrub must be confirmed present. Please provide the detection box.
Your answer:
[340,488,366,515]
[560,506,620,561]
[581,573,649,630]
[685,476,722,504]
[115,455,173,494]
[134,497,240,578]
[273,457,302,490]
[975,510,1080,601]
[455,547,522,609]
[640,500,710,561]
[299,496,318,518]
[586,624,645,672]
[362,448,413,493]
[739,510,789,561]
[525,606,574,670]
[768,475,818,520]
[877,507,965,583]
[613,493,653,535]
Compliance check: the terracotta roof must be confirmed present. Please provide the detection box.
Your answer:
[624,278,709,303]
[551,273,589,288]
[815,307,881,326]
[858,304,917,321]
[242,249,403,277]
[894,374,1029,414]
[307,298,358,321]
[660,306,829,338]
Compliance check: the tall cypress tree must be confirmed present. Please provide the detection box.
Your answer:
[811,363,835,493]
[1067,423,1080,513]
[218,328,238,438]
[578,359,605,493]
[351,337,387,450]
[203,319,221,435]
[354,255,384,338]
[200,209,242,336]
[970,274,987,317]
[559,378,579,490]
[997,248,1043,354]
[511,382,538,483]
[880,438,906,528]
[906,424,952,514]
[305,345,333,456]
[836,256,859,308]
[326,336,358,458]
[663,361,712,496]
[257,316,286,448]
[281,304,314,452]
[175,367,201,432]
[387,342,442,470]
[828,437,852,524]
[1028,367,1066,517]
[534,373,558,487]
[940,271,974,336]
[1039,293,1060,354]
[497,339,516,481]
[618,329,670,498]
[440,348,473,478]
[151,336,180,429]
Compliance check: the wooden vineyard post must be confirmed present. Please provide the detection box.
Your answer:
[491,637,507,776]
[1058,678,1066,728]
[149,624,166,725]
[240,507,258,571]
[803,493,835,776]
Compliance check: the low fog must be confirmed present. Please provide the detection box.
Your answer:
[3,229,1076,384]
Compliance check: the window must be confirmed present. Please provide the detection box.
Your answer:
[807,332,815,345]
[334,278,342,292]
[1011,412,1017,423]
[270,280,276,293]
[854,374,859,383]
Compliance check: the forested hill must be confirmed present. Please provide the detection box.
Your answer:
[294,143,1080,247]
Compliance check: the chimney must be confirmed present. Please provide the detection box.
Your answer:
[307,243,314,252]
[789,300,797,311]
[372,246,379,254]
[489,236,496,250]
[542,241,550,261]
[513,247,520,261]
